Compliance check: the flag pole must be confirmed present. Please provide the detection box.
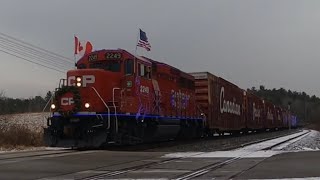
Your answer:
[135,29,139,55]
[133,29,140,74]
[74,34,77,69]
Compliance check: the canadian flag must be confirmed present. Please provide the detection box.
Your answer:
[74,36,93,55]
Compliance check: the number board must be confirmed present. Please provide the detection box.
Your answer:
[105,52,122,60]
[88,54,98,62]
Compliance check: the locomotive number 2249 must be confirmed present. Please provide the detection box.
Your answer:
[140,86,149,94]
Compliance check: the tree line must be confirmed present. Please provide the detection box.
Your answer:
[249,86,320,125]
[0,91,52,115]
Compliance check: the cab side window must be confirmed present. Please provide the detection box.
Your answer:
[125,59,133,75]
[139,64,145,77]
[138,63,151,79]
[145,66,151,79]
[77,63,86,69]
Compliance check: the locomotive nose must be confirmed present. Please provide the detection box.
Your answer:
[65,69,121,113]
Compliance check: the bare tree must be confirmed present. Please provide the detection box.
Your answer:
[0,90,5,100]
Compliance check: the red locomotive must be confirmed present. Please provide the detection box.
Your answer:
[45,49,203,147]
[44,49,297,148]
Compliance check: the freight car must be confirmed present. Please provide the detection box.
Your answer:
[44,49,297,148]
[190,72,245,135]
[190,72,296,134]
[245,91,264,131]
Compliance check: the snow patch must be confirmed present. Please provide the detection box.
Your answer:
[163,150,282,158]
[250,178,320,180]
[44,147,71,151]
[283,130,320,151]
[0,112,49,132]
[163,130,314,158]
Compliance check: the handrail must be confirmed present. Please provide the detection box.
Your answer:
[59,78,67,88]
[113,87,121,133]
[91,87,110,129]
[42,91,55,113]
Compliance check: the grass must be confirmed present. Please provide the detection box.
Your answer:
[0,123,43,149]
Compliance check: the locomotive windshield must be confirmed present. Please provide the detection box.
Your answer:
[89,60,120,72]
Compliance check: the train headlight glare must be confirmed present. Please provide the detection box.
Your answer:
[76,77,82,82]
[51,104,56,109]
[76,82,82,87]
[85,103,90,108]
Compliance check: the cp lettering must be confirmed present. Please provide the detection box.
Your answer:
[61,98,74,106]
[67,75,95,87]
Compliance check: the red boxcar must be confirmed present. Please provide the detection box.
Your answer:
[245,91,264,130]
[190,72,217,132]
[275,106,284,129]
[190,72,245,134]
[263,101,276,129]
[282,109,289,128]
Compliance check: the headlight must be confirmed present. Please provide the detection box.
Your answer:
[76,82,82,87]
[51,104,56,109]
[85,103,90,108]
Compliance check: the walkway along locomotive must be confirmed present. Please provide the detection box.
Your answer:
[44,49,297,148]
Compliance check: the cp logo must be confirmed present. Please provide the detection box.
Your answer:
[61,97,74,106]
[67,75,95,87]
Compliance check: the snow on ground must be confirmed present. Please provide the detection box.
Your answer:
[239,130,308,151]
[0,112,50,132]
[0,146,47,153]
[0,112,51,152]
[282,130,320,151]
[250,178,320,180]
[0,147,71,154]
[163,130,319,158]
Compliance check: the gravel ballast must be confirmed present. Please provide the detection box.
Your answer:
[145,129,301,152]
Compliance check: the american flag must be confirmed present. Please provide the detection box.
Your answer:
[137,29,151,51]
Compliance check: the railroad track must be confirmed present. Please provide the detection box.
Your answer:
[0,129,304,179]
[0,149,89,163]
[69,130,309,180]
[103,128,301,152]
[0,129,299,159]
[174,130,311,180]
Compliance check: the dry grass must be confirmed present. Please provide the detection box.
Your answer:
[0,112,49,149]
[0,123,44,149]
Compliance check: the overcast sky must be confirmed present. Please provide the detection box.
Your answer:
[1,0,320,98]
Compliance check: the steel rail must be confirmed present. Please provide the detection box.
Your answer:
[174,130,311,180]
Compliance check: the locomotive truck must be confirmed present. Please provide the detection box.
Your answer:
[44,49,297,148]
